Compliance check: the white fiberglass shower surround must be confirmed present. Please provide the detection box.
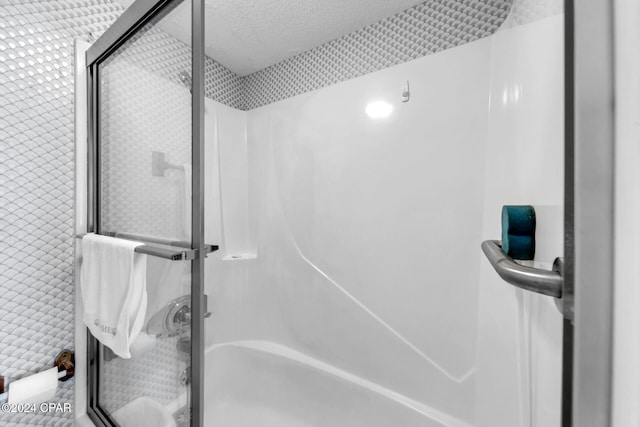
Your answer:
[203,12,565,427]
[74,0,581,426]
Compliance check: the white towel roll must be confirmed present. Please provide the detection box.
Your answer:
[8,367,58,404]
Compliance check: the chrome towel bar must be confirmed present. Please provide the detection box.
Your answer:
[77,232,218,261]
[481,240,563,298]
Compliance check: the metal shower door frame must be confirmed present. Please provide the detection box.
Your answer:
[84,0,206,426]
[568,0,616,426]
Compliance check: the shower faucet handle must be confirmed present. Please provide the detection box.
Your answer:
[147,294,213,337]
[174,305,191,326]
[170,294,212,325]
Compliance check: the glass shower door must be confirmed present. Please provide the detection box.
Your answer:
[85,0,206,425]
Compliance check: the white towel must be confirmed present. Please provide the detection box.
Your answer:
[81,233,147,359]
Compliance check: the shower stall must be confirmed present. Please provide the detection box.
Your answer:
[75,0,615,426]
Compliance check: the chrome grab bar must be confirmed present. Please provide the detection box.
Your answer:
[481,240,563,298]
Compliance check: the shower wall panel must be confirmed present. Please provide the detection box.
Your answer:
[475,14,564,427]
[204,9,565,426]
[206,37,493,424]
[205,102,251,258]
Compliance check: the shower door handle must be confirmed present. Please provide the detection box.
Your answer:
[481,240,563,298]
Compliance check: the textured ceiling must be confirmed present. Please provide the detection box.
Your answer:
[113,0,427,75]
